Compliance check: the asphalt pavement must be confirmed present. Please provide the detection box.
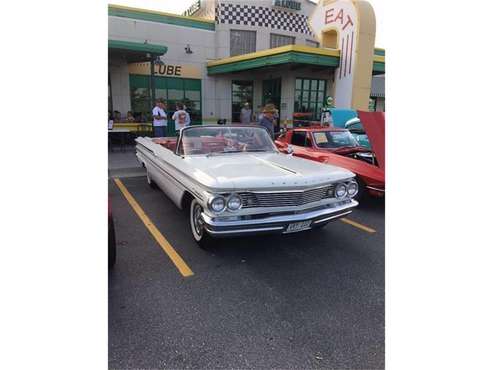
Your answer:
[109,176,385,369]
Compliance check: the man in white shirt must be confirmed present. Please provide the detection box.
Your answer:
[172,103,191,133]
[240,102,252,124]
[152,99,167,137]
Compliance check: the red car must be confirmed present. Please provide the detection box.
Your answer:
[276,126,384,199]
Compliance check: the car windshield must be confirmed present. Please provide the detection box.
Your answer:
[312,130,359,149]
[178,126,277,156]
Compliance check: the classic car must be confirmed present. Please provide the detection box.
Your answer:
[275,126,384,199]
[345,117,371,149]
[135,125,359,248]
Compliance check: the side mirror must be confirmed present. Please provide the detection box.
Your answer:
[286,145,294,155]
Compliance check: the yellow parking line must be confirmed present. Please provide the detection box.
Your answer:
[114,178,194,277]
[340,217,376,233]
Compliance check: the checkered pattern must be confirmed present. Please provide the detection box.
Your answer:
[215,3,313,35]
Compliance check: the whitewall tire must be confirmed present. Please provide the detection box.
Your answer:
[190,199,213,249]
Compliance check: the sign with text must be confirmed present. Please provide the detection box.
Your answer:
[272,0,301,11]
[183,0,201,17]
[128,62,202,79]
[309,0,376,110]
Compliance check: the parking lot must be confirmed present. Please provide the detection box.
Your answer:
[109,175,385,369]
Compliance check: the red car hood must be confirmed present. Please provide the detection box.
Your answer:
[322,152,385,185]
[357,111,385,171]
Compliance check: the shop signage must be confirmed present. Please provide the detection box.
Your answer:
[310,0,376,110]
[183,0,201,17]
[272,0,301,11]
[128,62,202,79]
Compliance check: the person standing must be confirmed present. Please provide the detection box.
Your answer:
[152,99,167,137]
[259,105,276,138]
[172,103,191,133]
[321,109,334,126]
[240,102,252,124]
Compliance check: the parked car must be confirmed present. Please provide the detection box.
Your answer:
[345,117,371,149]
[108,200,116,269]
[135,125,359,248]
[275,126,384,199]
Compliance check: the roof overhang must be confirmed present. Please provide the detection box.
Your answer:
[108,39,167,64]
[207,45,385,75]
[108,40,167,55]
[109,4,215,31]
[207,45,340,75]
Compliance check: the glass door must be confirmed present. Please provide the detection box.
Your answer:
[262,78,282,131]
[232,80,254,123]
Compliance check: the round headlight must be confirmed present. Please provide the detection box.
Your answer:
[210,196,226,212]
[347,181,359,197]
[335,183,347,198]
[227,194,242,211]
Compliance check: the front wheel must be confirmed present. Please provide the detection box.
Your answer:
[189,199,213,249]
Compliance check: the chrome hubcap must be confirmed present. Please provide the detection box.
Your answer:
[192,203,204,237]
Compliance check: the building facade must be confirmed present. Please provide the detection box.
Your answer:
[108,0,385,133]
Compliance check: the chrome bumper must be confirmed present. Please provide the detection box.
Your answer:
[201,200,358,237]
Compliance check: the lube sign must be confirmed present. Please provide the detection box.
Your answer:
[128,62,202,79]
[310,0,376,110]
[272,0,301,11]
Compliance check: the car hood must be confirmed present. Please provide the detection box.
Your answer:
[322,153,385,184]
[183,152,354,191]
[357,111,385,170]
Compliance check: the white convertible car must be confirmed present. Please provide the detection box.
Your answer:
[135,125,359,248]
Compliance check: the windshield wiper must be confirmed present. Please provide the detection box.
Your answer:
[245,149,269,152]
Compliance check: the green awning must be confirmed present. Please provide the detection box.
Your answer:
[108,40,167,55]
[207,45,385,75]
[207,45,340,75]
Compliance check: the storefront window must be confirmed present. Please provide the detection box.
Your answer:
[129,74,202,125]
[230,30,256,56]
[306,39,320,48]
[270,33,295,48]
[129,75,152,121]
[294,78,327,121]
[232,80,253,123]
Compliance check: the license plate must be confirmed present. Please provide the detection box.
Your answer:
[285,220,312,233]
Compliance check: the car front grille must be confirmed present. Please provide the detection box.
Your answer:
[238,185,335,209]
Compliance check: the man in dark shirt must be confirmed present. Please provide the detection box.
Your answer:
[258,104,276,138]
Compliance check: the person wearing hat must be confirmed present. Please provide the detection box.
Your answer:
[259,104,276,138]
[240,102,252,124]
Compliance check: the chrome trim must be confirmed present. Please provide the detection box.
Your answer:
[201,200,358,228]
[206,226,285,235]
[226,193,242,211]
[347,180,359,198]
[207,195,226,213]
[366,186,385,192]
[312,210,353,224]
[335,183,348,199]
[246,182,348,194]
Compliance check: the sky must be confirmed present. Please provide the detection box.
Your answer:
[111,0,386,47]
